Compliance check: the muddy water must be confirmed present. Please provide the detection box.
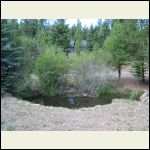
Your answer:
[24,94,125,109]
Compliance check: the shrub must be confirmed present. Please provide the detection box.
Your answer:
[14,36,41,98]
[34,46,68,96]
[15,74,32,98]
[96,86,117,97]
[69,50,113,96]
[129,91,143,100]
[19,36,40,71]
[125,88,144,100]
[36,29,52,47]
[15,73,42,99]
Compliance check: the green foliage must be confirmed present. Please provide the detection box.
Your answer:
[126,90,144,101]
[111,19,125,28]
[15,73,41,99]
[15,74,32,98]
[103,22,130,80]
[20,19,39,38]
[19,36,39,71]
[92,49,112,65]
[93,42,100,51]
[14,35,41,97]
[69,20,83,54]
[35,46,68,96]
[50,20,70,52]
[82,26,88,40]
[131,61,147,82]
[130,21,149,82]
[14,37,36,94]
[7,19,20,42]
[104,23,129,66]
[96,86,117,97]
[1,19,149,98]
[69,24,77,40]
[86,25,94,51]
[69,20,82,41]
[74,34,82,55]
[36,28,51,47]
[99,20,110,47]
[4,122,15,131]
[1,20,22,94]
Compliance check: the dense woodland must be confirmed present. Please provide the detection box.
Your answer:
[1,19,149,98]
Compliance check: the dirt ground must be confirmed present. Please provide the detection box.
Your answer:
[1,94,149,131]
[112,66,149,92]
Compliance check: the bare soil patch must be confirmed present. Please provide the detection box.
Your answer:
[112,66,149,92]
[1,95,149,131]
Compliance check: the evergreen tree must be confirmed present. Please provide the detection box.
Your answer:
[20,19,39,38]
[130,20,149,82]
[50,19,70,53]
[87,24,94,51]
[69,24,76,40]
[97,19,102,32]
[69,19,83,52]
[74,19,82,47]
[99,21,110,48]
[1,20,22,94]
[82,25,88,40]
[103,22,129,80]
[37,19,47,30]
[111,19,125,28]
[74,33,82,55]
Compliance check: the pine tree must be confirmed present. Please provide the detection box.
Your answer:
[69,24,76,40]
[87,24,94,51]
[97,19,102,32]
[99,21,110,48]
[130,20,149,82]
[20,19,39,38]
[74,34,82,55]
[1,20,22,94]
[82,25,88,40]
[50,19,70,53]
[103,22,129,80]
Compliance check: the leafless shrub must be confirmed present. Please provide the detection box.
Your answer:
[69,52,113,96]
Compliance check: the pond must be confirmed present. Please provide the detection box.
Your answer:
[24,94,125,109]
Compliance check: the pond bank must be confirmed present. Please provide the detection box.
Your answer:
[1,95,149,131]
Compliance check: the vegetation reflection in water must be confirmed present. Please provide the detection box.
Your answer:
[24,94,125,109]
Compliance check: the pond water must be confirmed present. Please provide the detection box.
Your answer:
[24,94,125,109]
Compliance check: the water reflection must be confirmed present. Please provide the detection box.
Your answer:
[67,97,75,105]
[25,94,120,109]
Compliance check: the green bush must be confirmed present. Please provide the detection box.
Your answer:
[15,73,42,99]
[96,86,117,97]
[127,90,144,101]
[14,36,40,98]
[15,74,33,98]
[19,36,40,71]
[34,46,68,96]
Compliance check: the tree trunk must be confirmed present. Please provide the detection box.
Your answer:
[73,39,76,53]
[141,61,145,83]
[118,66,121,81]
